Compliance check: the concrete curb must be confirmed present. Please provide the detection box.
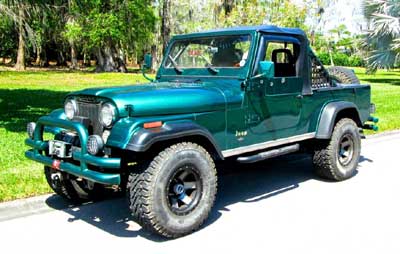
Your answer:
[0,194,72,222]
[366,130,400,139]
[364,130,400,142]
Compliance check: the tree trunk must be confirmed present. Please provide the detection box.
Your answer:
[36,45,49,67]
[329,48,335,66]
[83,52,91,66]
[70,42,78,70]
[95,45,127,73]
[35,46,41,66]
[56,51,67,66]
[223,0,235,16]
[160,0,171,54]
[151,45,158,72]
[15,7,26,71]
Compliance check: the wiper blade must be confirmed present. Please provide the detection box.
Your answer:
[205,64,219,74]
[198,54,219,74]
[168,55,183,74]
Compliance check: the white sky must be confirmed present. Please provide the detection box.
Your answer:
[326,0,365,33]
[320,0,366,34]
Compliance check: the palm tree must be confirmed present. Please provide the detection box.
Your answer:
[363,0,400,71]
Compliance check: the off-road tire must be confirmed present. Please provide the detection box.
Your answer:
[128,142,217,238]
[327,66,360,84]
[44,166,109,203]
[44,166,83,203]
[313,118,361,181]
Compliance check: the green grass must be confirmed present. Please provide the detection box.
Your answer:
[0,69,149,202]
[353,67,400,132]
[0,67,399,202]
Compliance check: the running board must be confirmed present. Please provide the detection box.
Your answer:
[236,144,300,164]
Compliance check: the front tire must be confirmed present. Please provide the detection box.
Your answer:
[313,118,361,181]
[44,166,110,203]
[128,142,217,238]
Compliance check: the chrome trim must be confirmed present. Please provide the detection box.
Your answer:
[64,99,78,120]
[222,132,316,157]
[99,102,117,127]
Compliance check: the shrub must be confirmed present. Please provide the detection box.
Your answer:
[332,53,349,66]
[316,51,365,67]
[348,55,365,67]
[317,52,330,65]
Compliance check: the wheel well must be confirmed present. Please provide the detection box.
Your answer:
[316,104,363,140]
[142,135,224,162]
[334,108,362,127]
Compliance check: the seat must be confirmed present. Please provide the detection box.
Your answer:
[271,48,296,77]
[211,47,241,67]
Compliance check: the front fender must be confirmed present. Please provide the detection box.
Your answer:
[316,101,362,139]
[125,121,224,159]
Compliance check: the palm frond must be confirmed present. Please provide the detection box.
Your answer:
[363,0,400,70]
[371,13,400,37]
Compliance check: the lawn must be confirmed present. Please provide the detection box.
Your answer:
[0,69,150,201]
[353,68,400,132]
[0,67,399,202]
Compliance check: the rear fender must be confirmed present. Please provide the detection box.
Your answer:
[316,101,362,139]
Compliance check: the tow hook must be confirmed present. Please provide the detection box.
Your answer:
[51,172,62,186]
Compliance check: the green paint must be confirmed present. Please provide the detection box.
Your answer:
[24,26,372,185]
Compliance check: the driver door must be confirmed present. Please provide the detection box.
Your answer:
[245,36,304,141]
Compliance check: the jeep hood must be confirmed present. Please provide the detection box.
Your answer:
[69,81,241,117]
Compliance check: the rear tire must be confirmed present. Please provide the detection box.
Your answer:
[327,66,360,84]
[312,118,361,181]
[128,142,217,238]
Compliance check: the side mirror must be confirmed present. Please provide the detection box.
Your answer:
[144,53,152,69]
[142,53,154,82]
[258,61,275,79]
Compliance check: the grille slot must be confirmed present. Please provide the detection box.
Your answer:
[76,101,103,135]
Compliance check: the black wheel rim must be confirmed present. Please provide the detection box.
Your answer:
[338,133,355,166]
[166,164,202,215]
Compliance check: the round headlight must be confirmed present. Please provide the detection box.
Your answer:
[87,135,104,155]
[100,103,117,127]
[64,99,77,120]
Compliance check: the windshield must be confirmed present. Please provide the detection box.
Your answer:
[165,35,251,69]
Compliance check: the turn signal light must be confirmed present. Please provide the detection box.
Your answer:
[144,121,162,129]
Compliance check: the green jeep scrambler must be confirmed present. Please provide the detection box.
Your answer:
[25,25,378,238]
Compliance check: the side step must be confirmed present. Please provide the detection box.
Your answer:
[236,144,300,164]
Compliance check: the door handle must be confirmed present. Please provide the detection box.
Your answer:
[296,94,303,99]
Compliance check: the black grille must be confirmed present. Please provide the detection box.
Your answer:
[76,101,103,135]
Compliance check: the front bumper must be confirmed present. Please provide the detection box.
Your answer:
[25,115,121,185]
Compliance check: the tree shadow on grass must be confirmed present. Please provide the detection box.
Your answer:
[361,78,400,86]
[0,89,68,132]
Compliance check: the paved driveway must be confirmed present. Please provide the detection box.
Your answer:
[1,132,399,253]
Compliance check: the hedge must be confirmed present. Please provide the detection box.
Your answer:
[316,52,365,67]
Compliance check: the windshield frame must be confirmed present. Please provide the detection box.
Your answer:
[157,31,256,79]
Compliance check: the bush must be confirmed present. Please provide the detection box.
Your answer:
[316,52,365,67]
[348,55,365,67]
[317,52,330,65]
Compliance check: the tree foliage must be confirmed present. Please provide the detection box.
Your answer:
[1,0,396,72]
[363,0,400,71]
[66,0,156,72]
